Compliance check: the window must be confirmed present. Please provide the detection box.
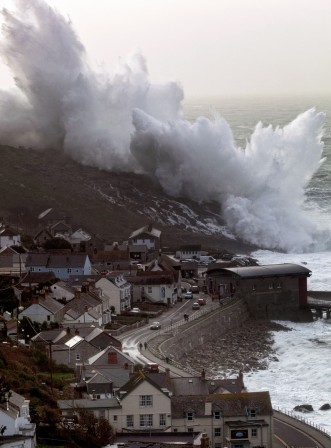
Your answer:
[251,428,257,437]
[67,268,72,273]
[159,414,166,427]
[276,281,282,289]
[173,428,178,433]
[187,428,194,432]
[214,410,221,420]
[186,411,194,421]
[252,284,256,291]
[214,428,221,437]
[76,353,80,361]
[268,283,274,290]
[140,414,153,428]
[127,415,134,428]
[148,286,152,293]
[247,408,257,418]
[139,395,153,407]
[113,415,118,421]
[47,315,50,321]
[99,410,105,419]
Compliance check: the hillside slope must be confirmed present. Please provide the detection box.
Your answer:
[0,145,257,253]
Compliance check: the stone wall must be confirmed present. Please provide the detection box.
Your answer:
[160,299,250,361]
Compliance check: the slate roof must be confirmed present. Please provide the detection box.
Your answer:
[58,397,120,411]
[119,371,171,399]
[26,253,89,268]
[207,263,311,278]
[142,372,245,396]
[33,296,64,314]
[129,225,161,239]
[171,392,272,418]
[20,272,57,286]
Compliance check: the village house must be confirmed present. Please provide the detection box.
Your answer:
[206,263,312,319]
[127,272,177,305]
[67,228,91,252]
[0,226,21,249]
[49,280,75,302]
[18,295,65,325]
[0,246,27,276]
[176,244,202,261]
[50,334,101,368]
[126,254,181,305]
[76,345,135,392]
[95,273,132,315]
[25,253,92,280]
[61,290,104,326]
[128,224,161,253]
[33,228,53,247]
[171,392,273,448]
[0,390,36,448]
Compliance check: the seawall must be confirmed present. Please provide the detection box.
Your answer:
[159,298,250,362]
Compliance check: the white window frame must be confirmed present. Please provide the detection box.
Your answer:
[139,395,153,407]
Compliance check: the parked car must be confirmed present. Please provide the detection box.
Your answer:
[198,297,206,306]
[131,307,140,313]
[190,285,199,294]
[144,363,159,373]
[192,302,200,310]
[150,321,161,330]
[184,291,193,299]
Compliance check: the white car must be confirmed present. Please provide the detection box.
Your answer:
[150,321,161,330]
[131,307,140,313]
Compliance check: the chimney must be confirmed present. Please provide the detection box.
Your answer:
[66,327,70,334]
[165,368,171,379]
[75,290,81,299]
[201,368,206,380]
[75,328,79,335]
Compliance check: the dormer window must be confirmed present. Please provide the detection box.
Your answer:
[214,410,221,420]
[247,408,257,419]
[186,411,194,421]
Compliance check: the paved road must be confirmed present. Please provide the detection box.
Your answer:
[274,413,329,447]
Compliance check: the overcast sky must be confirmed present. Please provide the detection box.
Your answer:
[1,0,331,97]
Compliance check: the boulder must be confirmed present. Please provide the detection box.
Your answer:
[293,404,314,413]
[319,403,331,411]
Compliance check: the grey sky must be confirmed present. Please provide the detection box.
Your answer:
[1,0,331,97]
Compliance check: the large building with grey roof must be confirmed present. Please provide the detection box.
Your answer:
[206,263,312,320]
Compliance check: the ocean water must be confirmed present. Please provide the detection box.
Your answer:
[184,95,331,434]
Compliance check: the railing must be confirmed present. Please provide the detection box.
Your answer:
[274,406,331,439]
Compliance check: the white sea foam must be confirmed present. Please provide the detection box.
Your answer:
[0,0,329,252]
[244,319,331,434]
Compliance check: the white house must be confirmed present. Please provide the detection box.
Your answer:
[0,390,36,448]
[0,227,21,249]
[128,225,161,252]
[95,273,131,315]
[18,296,65,325]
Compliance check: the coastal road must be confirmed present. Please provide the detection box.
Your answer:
[274,413,328,447]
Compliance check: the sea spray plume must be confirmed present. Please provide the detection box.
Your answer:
[63,53,184,170]
[0,0,184,169]
[0,0,86,149]
[223,108,326,251]
[131,108,326,252]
